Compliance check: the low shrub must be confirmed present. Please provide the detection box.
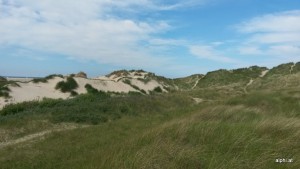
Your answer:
[153,86,163,93]
[55,77,78,93]
[1,101,39,116]
[70,91,78,96]
[0,76,6,81]
[32,78,48,83]
[0,86,10,98]
[123,79,131,85]
[85,84,98,94]
[32,74,63,83]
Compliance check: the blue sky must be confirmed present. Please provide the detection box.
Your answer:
[1,0,300,78]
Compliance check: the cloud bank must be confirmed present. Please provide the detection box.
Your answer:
[1,0,203,69]
[236,10,300,61]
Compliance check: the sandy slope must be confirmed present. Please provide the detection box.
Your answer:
[0,77,70,109]
[9,77,70,102]
[130,79,164,93]
[0,72,166,109]
[74,77,139,94]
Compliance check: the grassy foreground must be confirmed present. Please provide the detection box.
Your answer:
[0,89,299,169]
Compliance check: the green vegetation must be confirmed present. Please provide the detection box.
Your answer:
[123,79,131,85]
[55,77,78,93]
[123,78,146,94]
[32,74,64,83]
[129,69,146,73]
[0,63,300,168]
[85,84,99,94]
[266,62,294,77]
[70,91,78,96]
[153,86,163,93]
[0,86,10,98]
[197,66,267,88]
[292,62,300,73]
[0,77,20,98]
[0,76,6,81]
[106,70,130,78]
[0,86,299,168]
[173,74,203,90]
[137,77,151,84]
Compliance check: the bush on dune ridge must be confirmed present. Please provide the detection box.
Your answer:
[55,77,78,93]
[32,74,64,83]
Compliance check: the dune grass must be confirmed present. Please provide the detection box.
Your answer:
[32,74,64,83]
[0,85,299,168]
[0,78,20,98]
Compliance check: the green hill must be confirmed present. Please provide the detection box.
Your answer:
[196,66,267,88]
[0,62,300,169]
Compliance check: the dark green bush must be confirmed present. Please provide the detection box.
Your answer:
[45,74,64,79]
[131,84,140,91]
[128,91,142,96]
[137,78,151,84]
[32,78,48,83]
[32,74,64,83]
[0,86,10,98]
[0,76,6,82]
[70,91,78,96]
[1,101,39,116]
[153,86,163,93]
[140,89,147,94]
[123,79,131,85]
[85,84,98,94]
[38,98,63,108]
[53,112,108,125]
[55,77,78,93]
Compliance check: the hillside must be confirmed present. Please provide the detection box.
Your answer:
[0,70,168,109]
[0,62,299,168]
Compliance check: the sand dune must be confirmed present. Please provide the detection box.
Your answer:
[0,71,167,109]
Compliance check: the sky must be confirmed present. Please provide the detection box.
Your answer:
[1,0,300,78]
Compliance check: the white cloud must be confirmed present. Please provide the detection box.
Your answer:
[236,10,300,33]
[238,46,263,55]
[236,10,300,45]
[249,32,300,44]
[235,10,300,63]
[189,45,237,63]
[0,0,204,70]
[268,45,300,57]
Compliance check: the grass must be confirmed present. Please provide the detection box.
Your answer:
[123,78,147,94]
[0,88,299,168]
[266,62,294,77]
[32,74,64,83]
[196,66,267,88]
[85,84,99,94]
[153,86,163,93]
[0,67,300,168]
[0,86,10,98]
[0,78,20,98]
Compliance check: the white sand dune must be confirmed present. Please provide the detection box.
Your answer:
[74,77,139,94]
[1,77,70,108]
[0,71,167,109]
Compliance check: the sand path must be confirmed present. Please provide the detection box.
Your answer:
[0,124,88,149]
[192,76,202,89]
[244,79,254,93]
[259,70,269,77]
[290,63,296,74]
